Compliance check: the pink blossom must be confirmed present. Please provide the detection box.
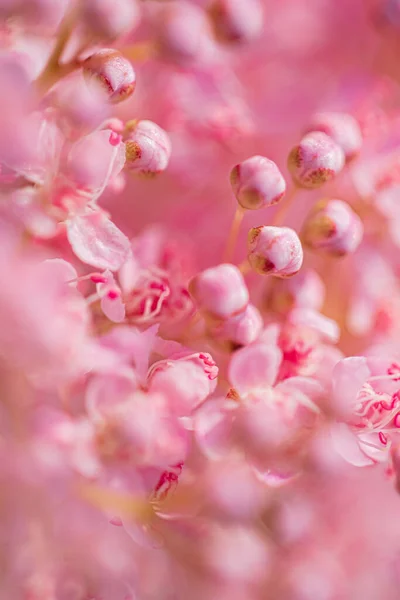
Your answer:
[2,1,400,598]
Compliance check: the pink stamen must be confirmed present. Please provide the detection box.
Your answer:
[107,289,121,300]
[109,131,122,146]
[379,432,388,446]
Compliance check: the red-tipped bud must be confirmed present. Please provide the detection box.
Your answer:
[82,0,141,41]
[124,120,171,175]
[287,131,345,189]
[208,0,263,44]
[301,199,363,257]
[247,226,303,277]
[230,155,286,210]
[306,112,363,162]
[83,49,136,104]
[189,263,249,319]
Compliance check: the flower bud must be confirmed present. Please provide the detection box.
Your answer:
[51,73,109,135]
[209,303,263,347]
[155,1,214,65]
[124,120,171,175]
[147,352,218,416]
[306,112,362,162]
[82,0,141,41]
[83,49,136,104]
[287,131,345,189]
[208,0,263,44]
[267,268,325,314]
[189,263,249,319]
[247,226,303,277]
[301,199,363,256]
[230,155,286,210]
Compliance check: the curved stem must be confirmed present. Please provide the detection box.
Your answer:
[271,185,298,226]
[223,205,245,263]
[35,6,79,93]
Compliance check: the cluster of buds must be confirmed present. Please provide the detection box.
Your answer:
[2,0,400,599]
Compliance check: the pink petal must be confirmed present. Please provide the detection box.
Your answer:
[40,258,78,285]
[100,293,125,323]
[330,423,375,467]
[66,211,131,271]
[66,129,126,201]
[276,376,324,411]
[331,356,371,418]
[99,325,159,381]
[288,308,340,343]
[85,368,138,423]
[228,343,282,395]
[194,398,234,459]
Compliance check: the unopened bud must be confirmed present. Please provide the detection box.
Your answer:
[189,263,249,319]
[208,303,263,347]
[267,268,325,314]
[208,0,263,44]
[83,49,136,104]
[287,131,345,189]
[230,155,286,210]
[306,112,362,162]
[248,226,303,277]
[82,0,141,41]
[155,1,214,65]
[301,199,363,256]
[124,120,171,175]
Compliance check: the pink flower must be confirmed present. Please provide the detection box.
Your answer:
[331,356,400,466]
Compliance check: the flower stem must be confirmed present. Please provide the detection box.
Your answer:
[35,6,79,94]
[271,185,298,226]
[223,205,245,262]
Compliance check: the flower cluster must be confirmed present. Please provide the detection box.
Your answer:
[1,1,400,599]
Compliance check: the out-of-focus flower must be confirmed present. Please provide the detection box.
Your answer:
[301,199,363,257]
